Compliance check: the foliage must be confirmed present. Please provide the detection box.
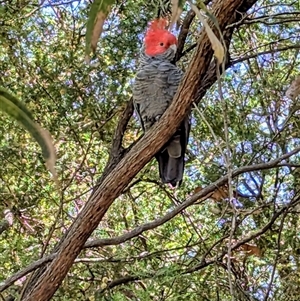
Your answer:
[85,0,115,60]
[1,0,300,300]
[0,87,57,179]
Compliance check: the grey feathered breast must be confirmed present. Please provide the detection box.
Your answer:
[133,49,183,130]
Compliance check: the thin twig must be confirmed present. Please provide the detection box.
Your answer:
[192,103,225,155]
[2,146,300,293]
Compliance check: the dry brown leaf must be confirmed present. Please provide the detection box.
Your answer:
[239,243,261,257]
[91,10,110,53]
[170,0,183,29]
[226,239,261,258]
[189,1,224,63]
[194,185,240,202]
[286,76,300,100]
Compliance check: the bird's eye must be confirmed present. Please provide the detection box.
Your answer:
[160,42,164,46]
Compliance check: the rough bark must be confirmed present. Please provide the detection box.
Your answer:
[23,0,259,300]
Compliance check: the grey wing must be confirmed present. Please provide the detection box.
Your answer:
[162,63,183,99]
[132,66,155,131]
[133,99,145,132]
[134,62,183,128]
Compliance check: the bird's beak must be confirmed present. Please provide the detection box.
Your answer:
[170,44,177,53]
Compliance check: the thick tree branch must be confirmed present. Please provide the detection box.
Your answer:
[23,1,259,299]
[109,97,134,159]
[86,145,300,248]
[94,197,300,295]
[3,145,300,294]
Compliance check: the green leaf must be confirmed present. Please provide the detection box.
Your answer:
[189,1,225,64]
[0,87,57,181]
[85,0,115,62]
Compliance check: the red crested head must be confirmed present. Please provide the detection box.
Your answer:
[144,18,178,56]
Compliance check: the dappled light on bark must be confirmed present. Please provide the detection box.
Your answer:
[1,0,300,300]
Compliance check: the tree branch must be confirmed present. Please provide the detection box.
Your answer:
[95,196,300,295]
[184,195,300,274]
[3,144,300,294]
[174,9,195,62]
[23,1,260,299]
[231,44,300,65]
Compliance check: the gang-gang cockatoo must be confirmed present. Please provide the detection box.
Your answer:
[132,18,190,187]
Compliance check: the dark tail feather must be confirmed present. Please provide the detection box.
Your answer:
[155,117,190,187]
[156,150,184,187]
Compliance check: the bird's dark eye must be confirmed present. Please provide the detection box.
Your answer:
[160,42,164,46]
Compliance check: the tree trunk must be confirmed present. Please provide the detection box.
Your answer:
[23,0,258,300]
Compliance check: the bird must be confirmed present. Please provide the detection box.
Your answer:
[132,18,190,187]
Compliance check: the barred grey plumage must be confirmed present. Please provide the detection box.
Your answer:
[133,46,190,187]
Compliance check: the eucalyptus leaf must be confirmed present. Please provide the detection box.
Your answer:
[0,87,57,180]
[85,0,115,62]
